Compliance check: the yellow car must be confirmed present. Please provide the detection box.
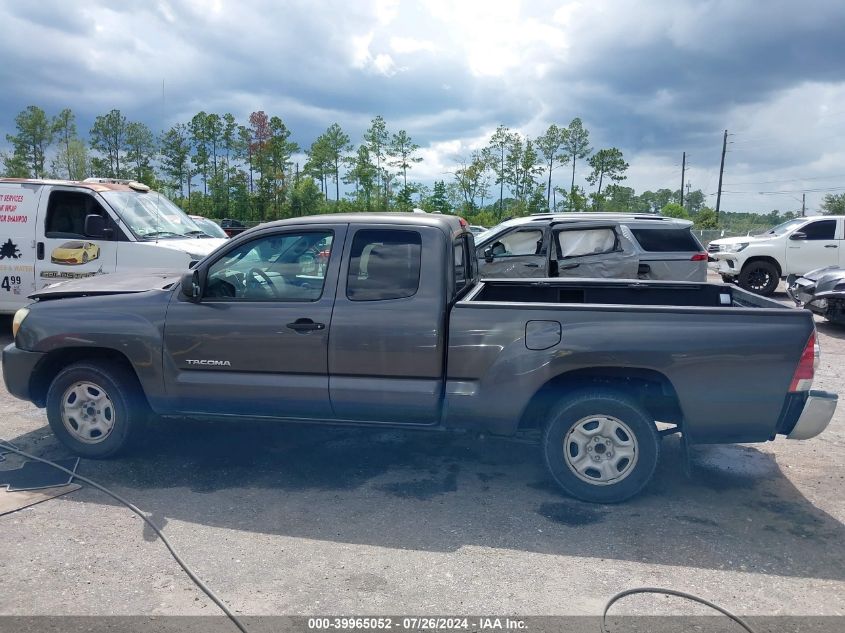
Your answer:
[51,241,100,265]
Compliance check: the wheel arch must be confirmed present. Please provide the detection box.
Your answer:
[741,255,782,278]
[518,367,683,431]
[29,347,147,408]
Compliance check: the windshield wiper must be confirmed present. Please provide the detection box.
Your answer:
[142,231,184,239]
[183,230,212,238]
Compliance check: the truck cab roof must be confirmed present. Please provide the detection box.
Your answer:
[251,212,468,235]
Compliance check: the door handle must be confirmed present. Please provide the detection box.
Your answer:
[36,242,44,260]
[824,244,838,248]
[560,263,580,270]
[286,318,325,332]
[523,263,540,268]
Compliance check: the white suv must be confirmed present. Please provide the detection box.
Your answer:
[709,216,845,295]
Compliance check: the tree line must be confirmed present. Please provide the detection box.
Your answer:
[1,104,790,230]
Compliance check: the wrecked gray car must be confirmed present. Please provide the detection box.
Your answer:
[788,266,845,326]
[476,213,707,282]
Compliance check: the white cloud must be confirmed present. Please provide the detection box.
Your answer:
[390,36,436,54]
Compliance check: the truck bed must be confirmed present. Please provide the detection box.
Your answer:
[471,278,787,310]
[446,278,814,444]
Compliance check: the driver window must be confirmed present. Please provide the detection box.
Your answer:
[204,230,333,301]
[488,229,543,258]
[801,220,836,240]
[45,191,106,239]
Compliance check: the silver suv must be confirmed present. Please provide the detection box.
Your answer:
[475,213,707,281]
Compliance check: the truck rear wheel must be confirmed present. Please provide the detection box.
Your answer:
[738,261,779,296]
[542,389,660,503]
[46,361,148,458]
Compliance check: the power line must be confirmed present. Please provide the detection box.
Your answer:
[725,173,845,185]
[722,186,845,194]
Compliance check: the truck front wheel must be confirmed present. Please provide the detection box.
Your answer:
[46,361,148,458]
[738,261,779,296]
[542,389,660,503]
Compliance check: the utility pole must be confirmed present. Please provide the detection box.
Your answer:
[715,129,728,219]
[802,192,806,217]
[680,152,686,210]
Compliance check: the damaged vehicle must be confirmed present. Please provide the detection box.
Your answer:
[475,213,707,282]
[788,266,845,325]
[3,214,837,503]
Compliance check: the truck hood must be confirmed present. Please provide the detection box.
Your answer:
[710,234,773,247]
[30,269,181,300]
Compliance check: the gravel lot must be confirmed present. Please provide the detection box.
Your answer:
[1,282,844,621]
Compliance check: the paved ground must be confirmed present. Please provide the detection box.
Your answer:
[1,281,844,619]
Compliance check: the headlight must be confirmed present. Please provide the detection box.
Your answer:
[12,307,29,339]
[727,243,749,253]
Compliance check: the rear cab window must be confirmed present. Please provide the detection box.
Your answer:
[347,229,422,301]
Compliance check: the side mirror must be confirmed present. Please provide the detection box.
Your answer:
[789,231,807,241]
[483,248,494,263]
[180,270,202,302]
[84,214,111,239]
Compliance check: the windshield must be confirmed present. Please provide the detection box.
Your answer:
[101,191,204,240]
[766,218,807,236]
[191,217,229,239]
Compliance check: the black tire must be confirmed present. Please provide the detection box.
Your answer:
[738,261,779,296]
[542,389,660,503]
[720,274,735,284]
[46,361,148,458]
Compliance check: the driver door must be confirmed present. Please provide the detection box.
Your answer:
[162,225,347,419]
[35,188,120,288]
[786,219,840,274]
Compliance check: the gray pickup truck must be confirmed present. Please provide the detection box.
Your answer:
[3,214,838,502]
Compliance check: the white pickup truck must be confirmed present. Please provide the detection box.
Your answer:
[709,216,845,295]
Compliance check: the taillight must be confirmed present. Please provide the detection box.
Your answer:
[789,331,818,392]
[690,252,708,261]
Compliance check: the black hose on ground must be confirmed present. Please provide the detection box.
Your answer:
[602,587,757,633]
[0,439,249,633]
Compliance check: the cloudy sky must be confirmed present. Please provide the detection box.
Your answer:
[2,0,845,213]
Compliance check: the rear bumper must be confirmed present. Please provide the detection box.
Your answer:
[2,343,44,402]
[786,390,838,440]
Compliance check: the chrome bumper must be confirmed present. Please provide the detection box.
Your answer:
[787,390,838,440]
